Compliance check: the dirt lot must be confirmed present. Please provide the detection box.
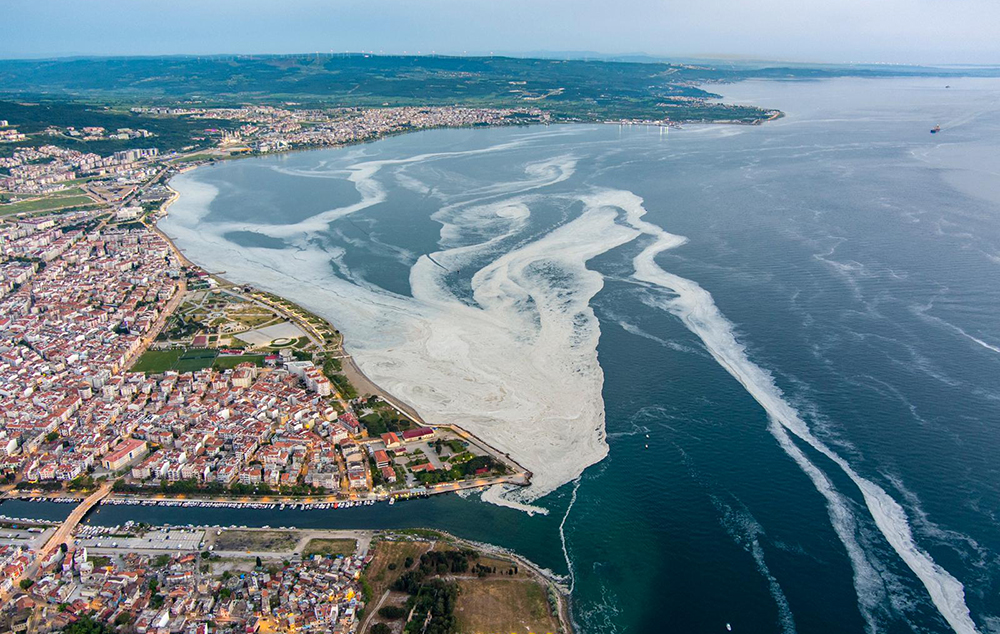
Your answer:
[302,538,357,557]
[213,529,299,552]
[454,577,559,634]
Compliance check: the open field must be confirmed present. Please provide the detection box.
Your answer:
[170,153,218,164]
[214,530,299,553]
[365,539,433,599]
[173,348,217,372]
[0,193,95,215]
[130,348,183,373]
[302,538,357,557]
[212,354,265,369]
[132,347,248,373]
[454,578,559,634]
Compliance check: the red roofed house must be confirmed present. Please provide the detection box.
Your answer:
[101,438,148,471]
[381,466,396,483]
[402,427,434,442]
[338,412,362,434]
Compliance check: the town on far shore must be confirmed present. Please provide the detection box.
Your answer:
[0,102,556,634]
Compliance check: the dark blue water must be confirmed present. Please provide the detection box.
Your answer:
[10,77,1000,634]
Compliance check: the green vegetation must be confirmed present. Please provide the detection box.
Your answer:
[0,98,233,158]
[16,480,62,491]
[68,474,97,491]
[173,348,217,372]
[0,194,96,215]
[130,348,183,373]
[215,530,300,553]
[212,354,265,370]
[112,476,325,497]
[170,153,218,163]
[395,528,445,540]
[321,356,358,400]
[0,54,796,123]
[61,615,116,634]
[91,555,112,568]
[378,605,407,620]
[131,347,255,373]
[414,455,505,486]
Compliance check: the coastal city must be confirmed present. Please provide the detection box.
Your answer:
[5,0,999,631]
[0,104,551,213]
[0,103,552,634]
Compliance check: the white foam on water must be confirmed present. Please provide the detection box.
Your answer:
[607,189,982,634]
[559,477,582,593]
[716,498,798,634]
[480,485,549,515]
[911,301,1000,356]
[165,141,983,633]
[164,152,632,503]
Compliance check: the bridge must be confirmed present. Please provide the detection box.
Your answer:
[0,482,111,601]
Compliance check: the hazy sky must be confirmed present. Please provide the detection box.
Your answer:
[2,0,999,64]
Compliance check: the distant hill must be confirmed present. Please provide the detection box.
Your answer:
[0,54,992,123]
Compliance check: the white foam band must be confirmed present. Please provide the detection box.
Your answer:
[164,143,980,633]
[608,188,980,634]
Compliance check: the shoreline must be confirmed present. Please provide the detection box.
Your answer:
[148,167,533,497]
[0,508,575,633]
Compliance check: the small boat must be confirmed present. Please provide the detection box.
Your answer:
[726,624,732,632]
[931,125,941,134]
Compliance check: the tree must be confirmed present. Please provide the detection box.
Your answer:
[255,556,263,568]
[62,615,116,634]
[372,624,391,634]
[378,605,407,620]
[19,578,33,590]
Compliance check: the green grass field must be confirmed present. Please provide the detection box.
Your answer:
[213,354,265,370]
[173,349,217,372]
[132,348,267,373]
[130,349,183,373]
[0,194,96,216]
[170,153,217,164]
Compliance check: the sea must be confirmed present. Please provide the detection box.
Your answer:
[6,76,1000,634]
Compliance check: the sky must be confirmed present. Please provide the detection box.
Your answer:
[2,0,999,65]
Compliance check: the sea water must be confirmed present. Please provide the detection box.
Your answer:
[138,76,1000,633]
